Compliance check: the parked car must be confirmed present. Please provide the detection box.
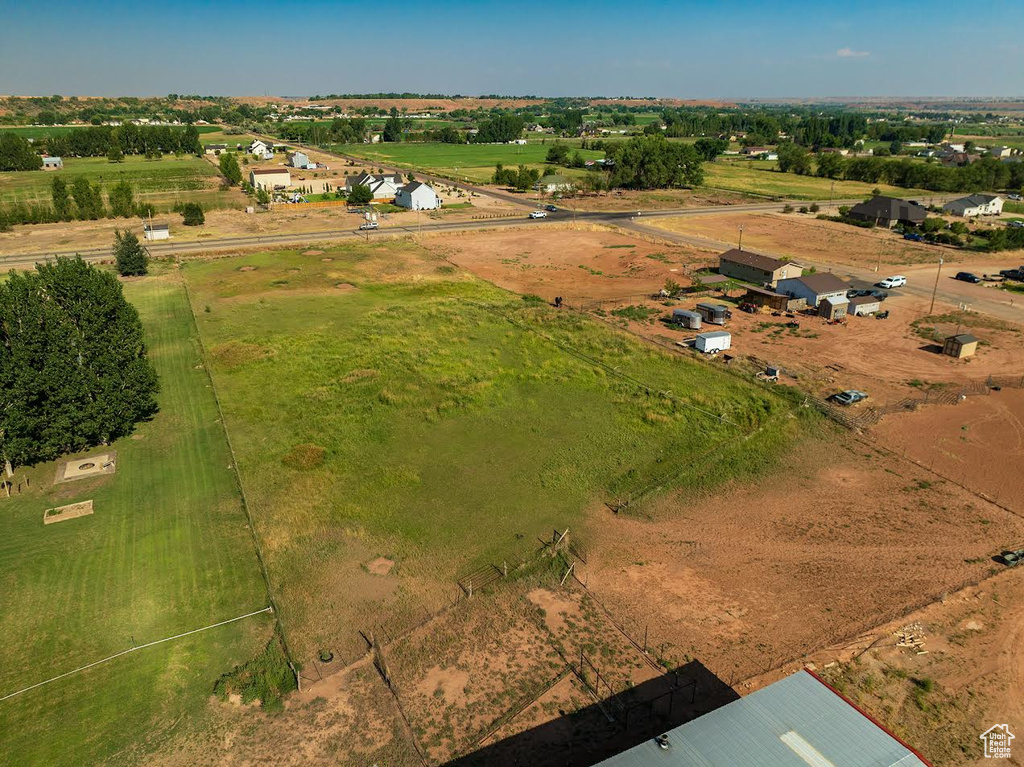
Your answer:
[877,276,907,289]
[846,288,874,299]
[830,390,869,406]
[903,232,924,242]
[1009,221,1024,228]
[1008,193,1022,201]
[954,272,981,284]
[358,221,378,230]
[544,204,558,212]
[869,290,889,300]
[1000,268,1024,281]
[529,210,547,219]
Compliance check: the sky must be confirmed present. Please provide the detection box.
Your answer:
[1,0,1023,99]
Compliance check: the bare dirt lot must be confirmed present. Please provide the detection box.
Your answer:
[425,227,715,302]
[652,210,1024,268]
[483,187,756,213]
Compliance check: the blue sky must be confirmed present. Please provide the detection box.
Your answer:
[1,0,1022,98]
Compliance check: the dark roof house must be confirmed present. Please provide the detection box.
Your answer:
[717,248,801,287]
[847,196,927,228]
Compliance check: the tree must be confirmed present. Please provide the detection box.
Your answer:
[255,187,271,205]
[776,142,812,175]
[219,152,242,186]
[889,139,902,156]
[181,202,205,226]
[107,144,124,163]
[71,176,104,219]
[0,133,43,171]
[348,184,373,205]
[114,229,148,276]
[473,114,525,144]
[606,134,703,190]
[815,152,845,179]
[546,143,569,165]
[51,176,72,220]
[0,257,159,468]
[693,137,728,161]
[382,108,407,142]
[437,125,464,144]
[108,180,134,218]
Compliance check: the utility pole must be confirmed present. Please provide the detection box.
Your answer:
[738,224,744,251]
[829,179,835,212]
[929,256,944,315]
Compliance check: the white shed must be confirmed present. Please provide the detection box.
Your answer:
[143,222,170,241]
[695,331,731,354]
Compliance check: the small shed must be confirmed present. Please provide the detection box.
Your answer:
[742,286,791,312]
[144,222,169,241]
[672,309,702,330]
[848,296,881,316]
[943,333,978,359]
[696,302,731,325]
[42,156,63,169]
[818,294,849,320]
[695,331,731,354]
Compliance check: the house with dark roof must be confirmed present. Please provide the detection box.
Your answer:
[943,194,1003,217]
[847,196,927,228]
[717,248,801,288]
[776,272,849,308]
[395,181,441,210]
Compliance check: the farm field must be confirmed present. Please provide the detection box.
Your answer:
[334,141,605,183]
[182,240,806,665]
[0,154,243,212]
[0,271,271,766]
[703,159,933,200]
[0,124,221,140]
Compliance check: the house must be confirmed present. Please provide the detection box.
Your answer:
[988,146,1014,159]
[718,248,801,288]
[143,222,170,241]
[848,295,881,316]
[847,196,927,228]
[694,330,731,354]
[535,175,573,194]
[941,151,975,168]
[249,168,291,190]
[345,172,403,200]
[287,151,314,169]
[595,670,929,767]
[776,272,849,307]
[742,146,770,156]
[248,139,274,160]
[819,147,850,156]
[943,333,978,359]
[943,194,1004,217]
[204,144,227,155]
[41,156,63,169]
[395,181,441,211]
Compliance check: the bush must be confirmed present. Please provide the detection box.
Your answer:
[809,202,819,213]
[782,204,794,214]
[213,633,296,712]
[181,202,205,226]
[798,206,809,214]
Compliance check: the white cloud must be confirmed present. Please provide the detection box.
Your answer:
[836,47,870,58]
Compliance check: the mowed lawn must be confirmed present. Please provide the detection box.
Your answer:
[184,242,806,661]
[336,141,605,183]
[703,159,933,200]
[0,272,271,766]
[0,154,240,211]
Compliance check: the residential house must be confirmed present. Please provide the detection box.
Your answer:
[987,146,1014,159]
[943,194,1004,217]
[288,151,314,169]
[847,196,927,228]
[717,248,800,288]
[742,146,770,156]
[776,272,849,308]
[249,168,291,190]
[819,147,850,156]
[941,151,976,167]
[395,181,441,211]
[345,172,403,200]
[41,156,63,169]
[204,144,227,155]
[248,139,274,160]
[535,175,573,194]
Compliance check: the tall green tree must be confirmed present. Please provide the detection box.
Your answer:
[777,142,812,175]
[815,152,845,179]
[606,135,703,190]
[71,176,104,219]
[108,180,135,218]
[181,202,205,226]
[107,144,124,163]
[0,133,43,171]
[347,184,373,205]
[0,257,159,467]
[219,152,242,185]
[382,108,407,143]
[51,176,72,220]
[114,229,148,276]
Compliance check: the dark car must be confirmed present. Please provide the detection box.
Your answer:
[954,272,981,284]
[847,289,874,299]
[903,232,923,242]
[545,204,558,212]
[1000,268,1024,281]
[830,390,869,406]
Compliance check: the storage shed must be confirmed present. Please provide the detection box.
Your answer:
[818,294,849,320]
[672,309,702,330]
[143,222,169,241]
[742,286,799,312]
[696,302,731,325]
[695,331,731,354]
[848,295,881,316]
[943,333,978,359]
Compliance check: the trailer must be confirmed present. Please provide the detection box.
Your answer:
[671,309,702,330]
[695,330,732,354]
[696,302,732,325]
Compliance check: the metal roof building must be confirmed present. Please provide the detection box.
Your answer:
[595,670,930,767]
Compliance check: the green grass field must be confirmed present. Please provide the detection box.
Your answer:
[0,125,221,140]
[335,141,605,183]
[183,242,808,661]
[0,271,271,766]
[703,159,932,200]
[0,154,242,212]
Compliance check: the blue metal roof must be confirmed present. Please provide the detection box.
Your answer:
[595,671,928,767]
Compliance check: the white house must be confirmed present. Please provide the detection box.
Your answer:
[776,273,848,308]
[248,139,274,160]
[143,222,170,241]
[204,144,227,155]
[288,151,313,169]
[987,146,1013,159]
[395,181,441,211]
[249,168,291,190]
[535,175,573,194]
[345,172,403,200]
[943,194,1004,217]
[41,156,63,169]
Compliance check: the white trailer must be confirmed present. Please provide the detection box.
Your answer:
[695,330,731,354]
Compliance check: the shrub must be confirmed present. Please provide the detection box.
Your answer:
[181,202,205,226]
[782,204,794,214]
[213,633,296,712]
[809,202,819,213]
